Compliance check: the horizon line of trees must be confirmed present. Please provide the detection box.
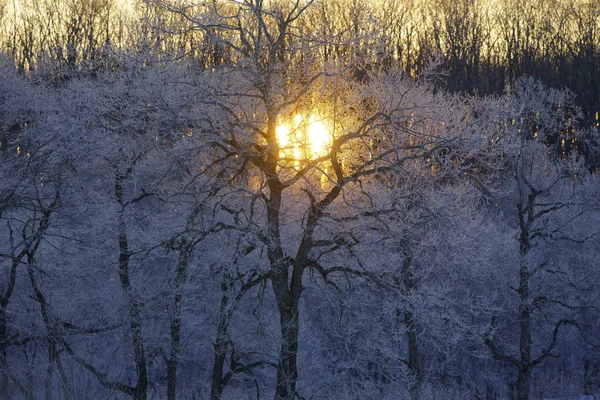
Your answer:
[0,0,599,125]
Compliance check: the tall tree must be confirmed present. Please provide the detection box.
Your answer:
[481,77,600,400]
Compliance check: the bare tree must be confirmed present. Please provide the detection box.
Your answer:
[480,77,600,400]
[140,3,498,399]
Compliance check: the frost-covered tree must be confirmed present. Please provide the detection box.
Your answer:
[479,77,600,400]
[141,2,498,398]
[0,59,68,399]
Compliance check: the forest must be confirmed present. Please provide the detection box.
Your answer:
[1,0,600,399]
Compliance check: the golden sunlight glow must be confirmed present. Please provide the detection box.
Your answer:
[276,124,291,149]
[307,115,330,158]
[276,113,332,164]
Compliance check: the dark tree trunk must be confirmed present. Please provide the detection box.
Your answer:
[274,298,300,400]
[262,110,301,400]
[405,311,421,399]
[27,254,69,400]
[20,197,67,400]
[210,278,232,400]
[515,191,534,400]
[0,260,16,399]
[116,175,147,400]
[400,241,421,399]
[210,258,268,399]
[516,366,531,400]
[167,245,191,400]
[516,260,531,400]
[267,184,300,400]
[118,225,148,400]
[0,224,31,399]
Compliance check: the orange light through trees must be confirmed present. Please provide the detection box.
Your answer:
[276,113,332,164]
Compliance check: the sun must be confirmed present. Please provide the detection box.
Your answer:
[276,113,332,164]
[306,115,331,158]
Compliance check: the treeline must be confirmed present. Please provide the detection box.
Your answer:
[1,0,600,125]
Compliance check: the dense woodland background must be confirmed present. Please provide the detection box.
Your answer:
[1,0,600,399]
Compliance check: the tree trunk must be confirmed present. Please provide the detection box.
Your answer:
[209,279,231,400]
[266,182,301,400]
[45,360,53,400]
[274,299,300,400]
[516,366,531,400]
[118,225,148,400]
[0,259,17,399]
[210,259,268,399]
[405,311,421,400]
[262,109,302,399]
[399,240,421,399]
[116,175,147,400]
[27,254,69,400]
[516,260,531,400]
[167,246,190,400]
